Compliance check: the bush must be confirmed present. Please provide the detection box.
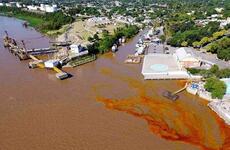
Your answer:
[187,65,230,79]
[204,77,226,99]
[187,68,202,75]
[217,48,230,61]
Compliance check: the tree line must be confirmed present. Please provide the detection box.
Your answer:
[206,37,230,61]
[0,6,74,32]
[87,25,139,54]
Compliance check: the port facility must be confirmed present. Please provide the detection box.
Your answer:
[142,54,190,80]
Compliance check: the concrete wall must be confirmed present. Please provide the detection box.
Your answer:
[143,71,190,80]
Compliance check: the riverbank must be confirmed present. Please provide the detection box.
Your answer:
[56,20,125,46]
[0,6,74,35]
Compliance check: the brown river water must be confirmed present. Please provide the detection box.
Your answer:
[0,16,230,150]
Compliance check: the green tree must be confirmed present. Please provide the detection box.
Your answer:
[88,36,94,42]
[199,37,210,47]
[181,41,188,47]
[204,77,227,99]
[213,30,226,39]
[209,64,219,75]
[192,41,201,48]
[206,37,230,60]
[93,34,99,41]
[159,35,166,43]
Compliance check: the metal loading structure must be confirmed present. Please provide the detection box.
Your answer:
[3,31,69,80]
[162,83,188,101]
[162,80,200,101]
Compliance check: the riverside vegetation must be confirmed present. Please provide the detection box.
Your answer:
[87,25,139,54]
[188,65,230,99]
[0,6,74,33]
[0,6,139,53]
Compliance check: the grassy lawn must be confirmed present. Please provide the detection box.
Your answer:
[0,7,74,36]
[14,14,44,27]
[46,24,70,36]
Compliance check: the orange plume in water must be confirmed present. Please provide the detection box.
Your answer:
[96,68,230,150]
[97,96,230,150]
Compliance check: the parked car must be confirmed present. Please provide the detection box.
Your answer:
[164,47,170,54]
[165,50,170,54]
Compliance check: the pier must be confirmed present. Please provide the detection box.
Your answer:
[3,31,69,80]
[25,48,58,55]
[68,54,96,67]
[3,34,57,60]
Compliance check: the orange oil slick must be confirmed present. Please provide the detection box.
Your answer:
[96,68,230,150]
[97,96,230,150]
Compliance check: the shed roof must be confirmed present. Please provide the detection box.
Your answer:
[175,48,189,61]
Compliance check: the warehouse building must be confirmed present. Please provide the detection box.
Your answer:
[174,48,201,68]
[142,54,190,80]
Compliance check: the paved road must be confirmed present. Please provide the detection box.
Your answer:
[190,48,230,69]
[147,43,229,69]
[142,28,229,69]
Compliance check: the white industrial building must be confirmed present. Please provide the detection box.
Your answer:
[174,48,201,68]
[0,1,58,13]
[69,44,89,57]
[142,54,190,80]
[40,4,58,13]
[26,4,58,12]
